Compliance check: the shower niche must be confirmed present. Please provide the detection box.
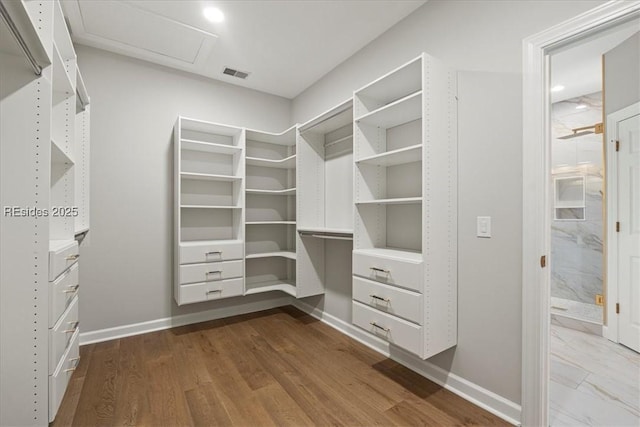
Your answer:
[554,175,585,220]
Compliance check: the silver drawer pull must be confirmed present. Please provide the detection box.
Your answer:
[64,321,79,333]
[370,294,390,303]
[66,254,80,261]
[205,251,222,256]
[370,321,390,332]
[206,270,222,275]
[64,357,80,372]
[206,289,222,295]
[370,267,389,274]
[64,285,80,293]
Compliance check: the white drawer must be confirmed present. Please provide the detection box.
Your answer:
[50,296,79,373]
[49,262,79,327]
[353,276,422,324]
[352,301,422,357]
[178,277,244,305]
[179,260,243,285]
[353,249,423,292]
[49,329,80,423]
[180,240,243,264]
[49,240,79,281]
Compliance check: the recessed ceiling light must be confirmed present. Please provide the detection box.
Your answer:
[576,104,587,110]
[551,85,565,92]
[203,7,224,23]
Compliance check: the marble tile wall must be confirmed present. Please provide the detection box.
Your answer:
[551,92,604,311]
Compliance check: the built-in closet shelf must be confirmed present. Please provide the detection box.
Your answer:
[246,126,297,146]
[355,91,422,129]
[356,144,422,167]
[356,197,422,205]
[246,155,296,169]
[353,247,423,263]
[244,280,297,297]
[51,139,74,165]
[246,221,296,225]
[52,44,74,106]
[180,238,242,247]
[356,57,422,108]
[180,172,242,182]
[297,226,353,235]
[49,239,77,253]
[180,205,241,209]
[74,227,90,238]
[245,251,297,260]
[181,139,242,155]
[246,187,296,196]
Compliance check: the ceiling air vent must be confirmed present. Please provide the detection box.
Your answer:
[223,67,250,79]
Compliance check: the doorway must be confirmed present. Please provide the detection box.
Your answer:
[521,2,640,426]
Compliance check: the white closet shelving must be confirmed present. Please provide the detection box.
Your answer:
[174,118,245,305]
[352,53,458,360]
[1,0,89,424]
[296,99,354,296]
[244,127,298,296]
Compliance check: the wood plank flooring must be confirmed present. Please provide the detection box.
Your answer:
[53,307,509,426]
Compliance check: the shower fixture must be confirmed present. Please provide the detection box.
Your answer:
[557,123,603,140]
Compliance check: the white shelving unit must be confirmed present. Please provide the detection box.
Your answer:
[174,117,245,305]
[244,126,298,295]
[1,1,89,424]
[352,53,458,360]
[296,99,354,296]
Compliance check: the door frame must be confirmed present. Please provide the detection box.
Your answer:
[521,2,640,426]
[605,102,640,343]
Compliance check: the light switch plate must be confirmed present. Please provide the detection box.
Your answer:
[477,216,491,238]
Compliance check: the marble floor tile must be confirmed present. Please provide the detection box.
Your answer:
[550,325,640,427]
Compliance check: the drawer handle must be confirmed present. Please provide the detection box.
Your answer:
[206,290,222,295]
[206,251,223,256]
[370,294,390,303]
[206,270,222,275]
[370,321,390,333]
[64,356,81,372]
[64,321,79,334]
[66,254,80,261]
[370,267,390,274]
[64,285,80,293]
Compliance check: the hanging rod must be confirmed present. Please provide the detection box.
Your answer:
[324,134,353,149]
[300,233,353,241]
[299,100,353,135]
[0,1,49,76]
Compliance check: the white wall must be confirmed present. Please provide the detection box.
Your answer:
[605,32,640,115]
[291,0,606,406]
[76,45,292,333]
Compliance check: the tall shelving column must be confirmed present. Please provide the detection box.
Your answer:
[352,53,458,359]
[297,99,354,298]
[243,127,298,296]
[74,66,90,236]
[174,118,245,305]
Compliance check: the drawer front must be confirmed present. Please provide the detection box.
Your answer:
[49,329,80,422]
[49,241,79,281]
[352,301,422,357]
[180,241,243,264]
[179,260,243,285]
[50,296,79,373]
[178,278,244,305]
[353,251,423,292]
[49,263,79,327]
[352,276,422,324]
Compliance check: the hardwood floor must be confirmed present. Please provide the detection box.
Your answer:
[53,307,509,426]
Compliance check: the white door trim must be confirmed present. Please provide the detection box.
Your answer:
[521,2,640,426]
[605,102,640,343]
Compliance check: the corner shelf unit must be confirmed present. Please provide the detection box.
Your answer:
[244,127,298,295]
[352,53,458,360]
[297,99,354,296]
[174,117,245,305]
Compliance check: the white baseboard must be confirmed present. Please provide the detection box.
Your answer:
[292,299,522,426]
[80,296,291,345]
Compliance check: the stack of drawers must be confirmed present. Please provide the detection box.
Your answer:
[48,240,80,420]
[351,250,425,357]
[177,240,245,305]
